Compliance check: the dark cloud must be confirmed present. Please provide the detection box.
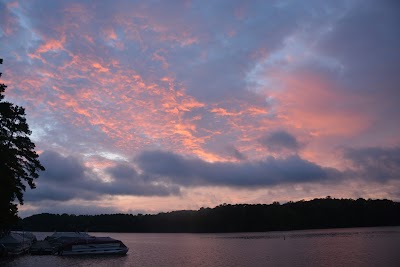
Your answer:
[25,184,79,202]
[28,147,400,204]
[344,147,400,182]
[25,150,97,202]
[258,130,300,152]
[135,150,338,187]
[225,145,247,161]
[39,150,86,183]
[25,150,180,202]
[104,164,180,196]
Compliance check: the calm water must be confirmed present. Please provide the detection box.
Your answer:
[1,226,399,266]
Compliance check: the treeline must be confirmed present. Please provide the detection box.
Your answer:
[16,197,400,233]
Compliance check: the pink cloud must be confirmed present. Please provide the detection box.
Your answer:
[2,0,399,215]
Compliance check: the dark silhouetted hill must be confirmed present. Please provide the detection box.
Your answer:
[16,197,400,233]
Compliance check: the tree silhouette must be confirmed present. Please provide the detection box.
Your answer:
[0,58,45,234]
[17,198,400,233]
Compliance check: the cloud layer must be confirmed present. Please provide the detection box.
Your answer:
[25,150,180,203]
[1,0,399,215]
[25,147,400,206]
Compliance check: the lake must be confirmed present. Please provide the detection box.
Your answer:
[1,226,399,266]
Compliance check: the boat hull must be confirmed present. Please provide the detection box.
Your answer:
[0,232,35,256]
[60,246,128,255]
[58,240,128,255]
[45,232,129,256]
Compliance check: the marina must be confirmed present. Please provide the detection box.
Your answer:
[1,232,128,257]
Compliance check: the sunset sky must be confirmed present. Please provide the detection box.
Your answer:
[1,0,399,217]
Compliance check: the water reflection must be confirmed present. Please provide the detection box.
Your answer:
[1,227,399,267]
[217,228,400,239]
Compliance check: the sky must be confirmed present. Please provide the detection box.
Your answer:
[1,0,400,217]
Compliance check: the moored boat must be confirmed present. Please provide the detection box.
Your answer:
[0,232,36,256]
[59,236,128,255]
[45,232,91,245]
[46,232,128,256]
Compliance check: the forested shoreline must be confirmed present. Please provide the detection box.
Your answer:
[16,197,400,233]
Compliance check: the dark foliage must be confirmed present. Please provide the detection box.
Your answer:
[0,59,45,233]
[17,198,400,233]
